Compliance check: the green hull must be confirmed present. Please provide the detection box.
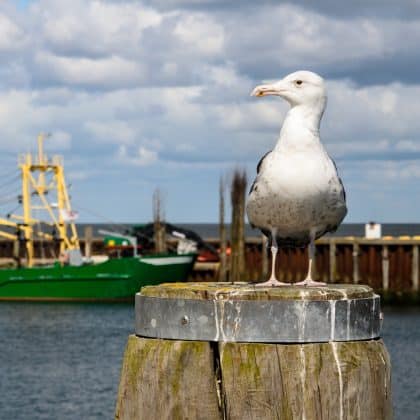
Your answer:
[0,254,196,302]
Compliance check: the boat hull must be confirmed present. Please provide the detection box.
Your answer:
[0,254,196,302]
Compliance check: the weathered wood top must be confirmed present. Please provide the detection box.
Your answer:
[140,282,375,301]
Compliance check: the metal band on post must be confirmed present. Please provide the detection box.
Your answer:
[135,292,381,343]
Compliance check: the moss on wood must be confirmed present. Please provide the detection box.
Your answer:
[141,282,375,301]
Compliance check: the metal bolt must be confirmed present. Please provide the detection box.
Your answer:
[181,315,189,325]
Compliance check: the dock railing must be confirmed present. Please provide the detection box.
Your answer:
[197,236,420,302]
[0,235,418,302]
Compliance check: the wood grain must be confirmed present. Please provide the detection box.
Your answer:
[219,340,392,420]
[115,335,221,420]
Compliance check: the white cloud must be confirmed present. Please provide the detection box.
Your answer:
[84,120,137,144]
[395,140,420,152]
[35,0,163,56]
[344,160,420,182]
[160,86,205,123]
[1,76,420,165]
[35,52,145,88]
[49,130,71,149]
[324,80,420,144]
[118,144,158,166]
[0,13,26,51]
[326,140,390,158]
[174,13,224,56]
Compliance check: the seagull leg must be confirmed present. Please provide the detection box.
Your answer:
[256,231,288,287]
[295,233,326,287]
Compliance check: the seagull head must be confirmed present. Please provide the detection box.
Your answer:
[251,70,326,109]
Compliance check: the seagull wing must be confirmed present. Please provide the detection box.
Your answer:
[248,151,273,238]
[315,156,347,238]
[330,157,346,203]
[257,150,272,174]
[249,150,272,195]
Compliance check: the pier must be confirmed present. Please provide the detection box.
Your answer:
[197,236,420,303]
[0,233,419,302]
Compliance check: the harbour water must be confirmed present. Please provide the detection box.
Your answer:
[0,302,419,419]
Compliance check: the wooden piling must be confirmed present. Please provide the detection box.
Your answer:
[329,239,336,281]
[115,336,221,419]
[382,245,389,291]
[229,170,247,283]
[84,226,93,259]
[412,244,419,292]
[116,283,392,420]
[12,239,20,267]
[153,189,166,253]
[218,176,227,282]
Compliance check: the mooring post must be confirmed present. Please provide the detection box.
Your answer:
[412,244,419,292]
[329,238,336,281]
[12,239,20,267]
[382,245,389,291]
[115,283,392,420]
[84,226,93,259]
[352,242,359,284]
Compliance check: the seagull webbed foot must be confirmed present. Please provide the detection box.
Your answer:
[295,278,326,287]
[255,277,288,287]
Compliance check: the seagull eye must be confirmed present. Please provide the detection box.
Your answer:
[295,80,303,86]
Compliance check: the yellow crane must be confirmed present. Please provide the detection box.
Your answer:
[0,133,79,267]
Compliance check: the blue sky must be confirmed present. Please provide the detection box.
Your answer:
[0,0,419,223]
[16,0,32,10]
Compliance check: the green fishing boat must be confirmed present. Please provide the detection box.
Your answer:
[0,254,196,302]
[0,134,196,302]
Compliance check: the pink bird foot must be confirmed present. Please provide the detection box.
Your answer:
[255,277,288,287]
[295,278,326,287]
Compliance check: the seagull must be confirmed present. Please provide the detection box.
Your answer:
[246,70,347,287]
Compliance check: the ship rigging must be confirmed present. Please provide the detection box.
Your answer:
[0,133,79,267]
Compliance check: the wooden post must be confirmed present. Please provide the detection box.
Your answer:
[230,170,247,283]
[153,189,166,253]
[116,283,392,420]
[382,245,389,291]
[218,177,227,282]
[412,245,419,292]
[353,242,359,284]
[329,238,336,282]
[115,337,221,419]
[12,239,20,267]
[84,226,93,258]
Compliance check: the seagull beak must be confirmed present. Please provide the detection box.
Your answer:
[251,82,285,97]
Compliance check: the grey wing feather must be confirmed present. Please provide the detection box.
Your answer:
[330,156,346,203]
[249,150,272,195]
[257,150,271,174]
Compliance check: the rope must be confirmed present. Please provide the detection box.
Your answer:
[0,172,20,191]
[5,203,21,215]
[71,202,132,233]
[0,194,20,205]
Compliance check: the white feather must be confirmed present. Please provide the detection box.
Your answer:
[247,70,347,244]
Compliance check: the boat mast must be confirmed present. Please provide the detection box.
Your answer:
[17,133,80,266]
[21,151,33,266]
